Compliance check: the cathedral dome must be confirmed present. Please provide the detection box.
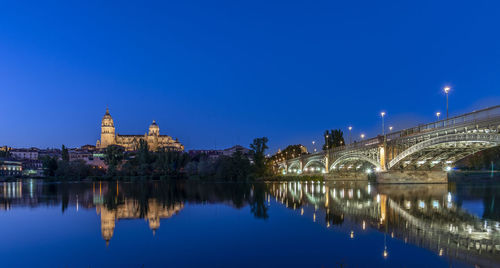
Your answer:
[149,120,160,135]
[101,108,114,127]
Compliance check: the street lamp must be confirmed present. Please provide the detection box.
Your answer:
[348,126,352,145]
[312,141,316,153]
[389,126,393,132]
[325,134,329,150]
[436,112,441,121]
[380,112,386,136]
[360,134,365,140]
[444,87,450,119]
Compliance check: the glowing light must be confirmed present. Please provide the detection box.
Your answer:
[445,166,452,171]
[383,249,388,258]
[418,200,425,209]
[444,86,451,93]
[366,168,372,174]
[362,221,366,230]
[350,231,354,239]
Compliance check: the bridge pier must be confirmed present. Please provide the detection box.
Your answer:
[376,171,448,184]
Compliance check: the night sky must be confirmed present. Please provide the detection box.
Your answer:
[1,1,499,153]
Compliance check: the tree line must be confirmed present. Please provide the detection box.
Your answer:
[42,137,271,180]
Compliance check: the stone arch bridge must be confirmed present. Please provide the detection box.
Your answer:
[276,105,500,179]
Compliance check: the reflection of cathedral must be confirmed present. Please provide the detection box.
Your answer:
[97,199,184,245]
[96,108,184,151]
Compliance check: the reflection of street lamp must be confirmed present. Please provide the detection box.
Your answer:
[436,112,441,121]
[444,86,450,119]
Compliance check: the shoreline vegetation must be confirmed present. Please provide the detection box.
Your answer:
[18,138,274,182]
[2,136,500,182]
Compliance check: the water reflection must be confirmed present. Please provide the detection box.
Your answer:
[1,179,500,267]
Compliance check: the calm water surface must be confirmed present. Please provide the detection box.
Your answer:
[1,180,500,268]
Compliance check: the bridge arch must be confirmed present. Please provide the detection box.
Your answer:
[303,157,326,173]
[329,153,382,171]
[287,161,301,173]
[388,133,500,170]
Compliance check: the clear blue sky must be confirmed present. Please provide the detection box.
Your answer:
[1,0,499,153]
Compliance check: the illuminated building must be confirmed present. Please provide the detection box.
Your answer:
[96,108,184,151]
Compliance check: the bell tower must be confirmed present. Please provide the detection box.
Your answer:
[100,108,116,148]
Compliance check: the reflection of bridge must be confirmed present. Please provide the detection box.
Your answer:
[268,181,500,266]
[277,106,500,178]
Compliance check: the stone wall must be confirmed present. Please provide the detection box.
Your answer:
[376,170,448,184]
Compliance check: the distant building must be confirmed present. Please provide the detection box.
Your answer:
[80,144,97,151]
[38,149,61,159]
[22,160,43,177]
[188,149,223,159]
[96,108,184,152]
[222,145,251,156]
[10,149,39,160]
[69,149,93,162]
[188,145,251,160]
[0,159,23,177]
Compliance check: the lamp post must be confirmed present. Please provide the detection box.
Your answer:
[444,87,450,119]
[325,134,329,150]
[381,112,386,136]
[436,112,441,121]
[312,141,316,153]
[360,134,365,140]
[389,126,393,132]
[348,126,352,145]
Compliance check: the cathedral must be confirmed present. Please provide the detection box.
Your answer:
[96,108,184,152]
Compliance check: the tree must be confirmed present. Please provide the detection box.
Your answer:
[61,145,69,161]
[323,129,345,150]
[136,139,153,176]
[41,156,58,176]
[0,150,10,158]
[250,137,269,177]
[104,145,124,175]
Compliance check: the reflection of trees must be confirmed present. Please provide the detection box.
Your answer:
[249,184,268,219]
[455,183,500,221]
[325,211,344,226]
[99,181,269,220]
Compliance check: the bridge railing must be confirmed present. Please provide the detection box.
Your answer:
[287,105,500,161]
[330,136,382,153]
[386,105,500,141]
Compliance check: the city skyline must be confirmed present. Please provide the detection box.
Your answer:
[1,1,500,153]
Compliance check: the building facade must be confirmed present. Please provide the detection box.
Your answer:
[96,108,184,152]
[0,160,23,177]
[10,149,39,160]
